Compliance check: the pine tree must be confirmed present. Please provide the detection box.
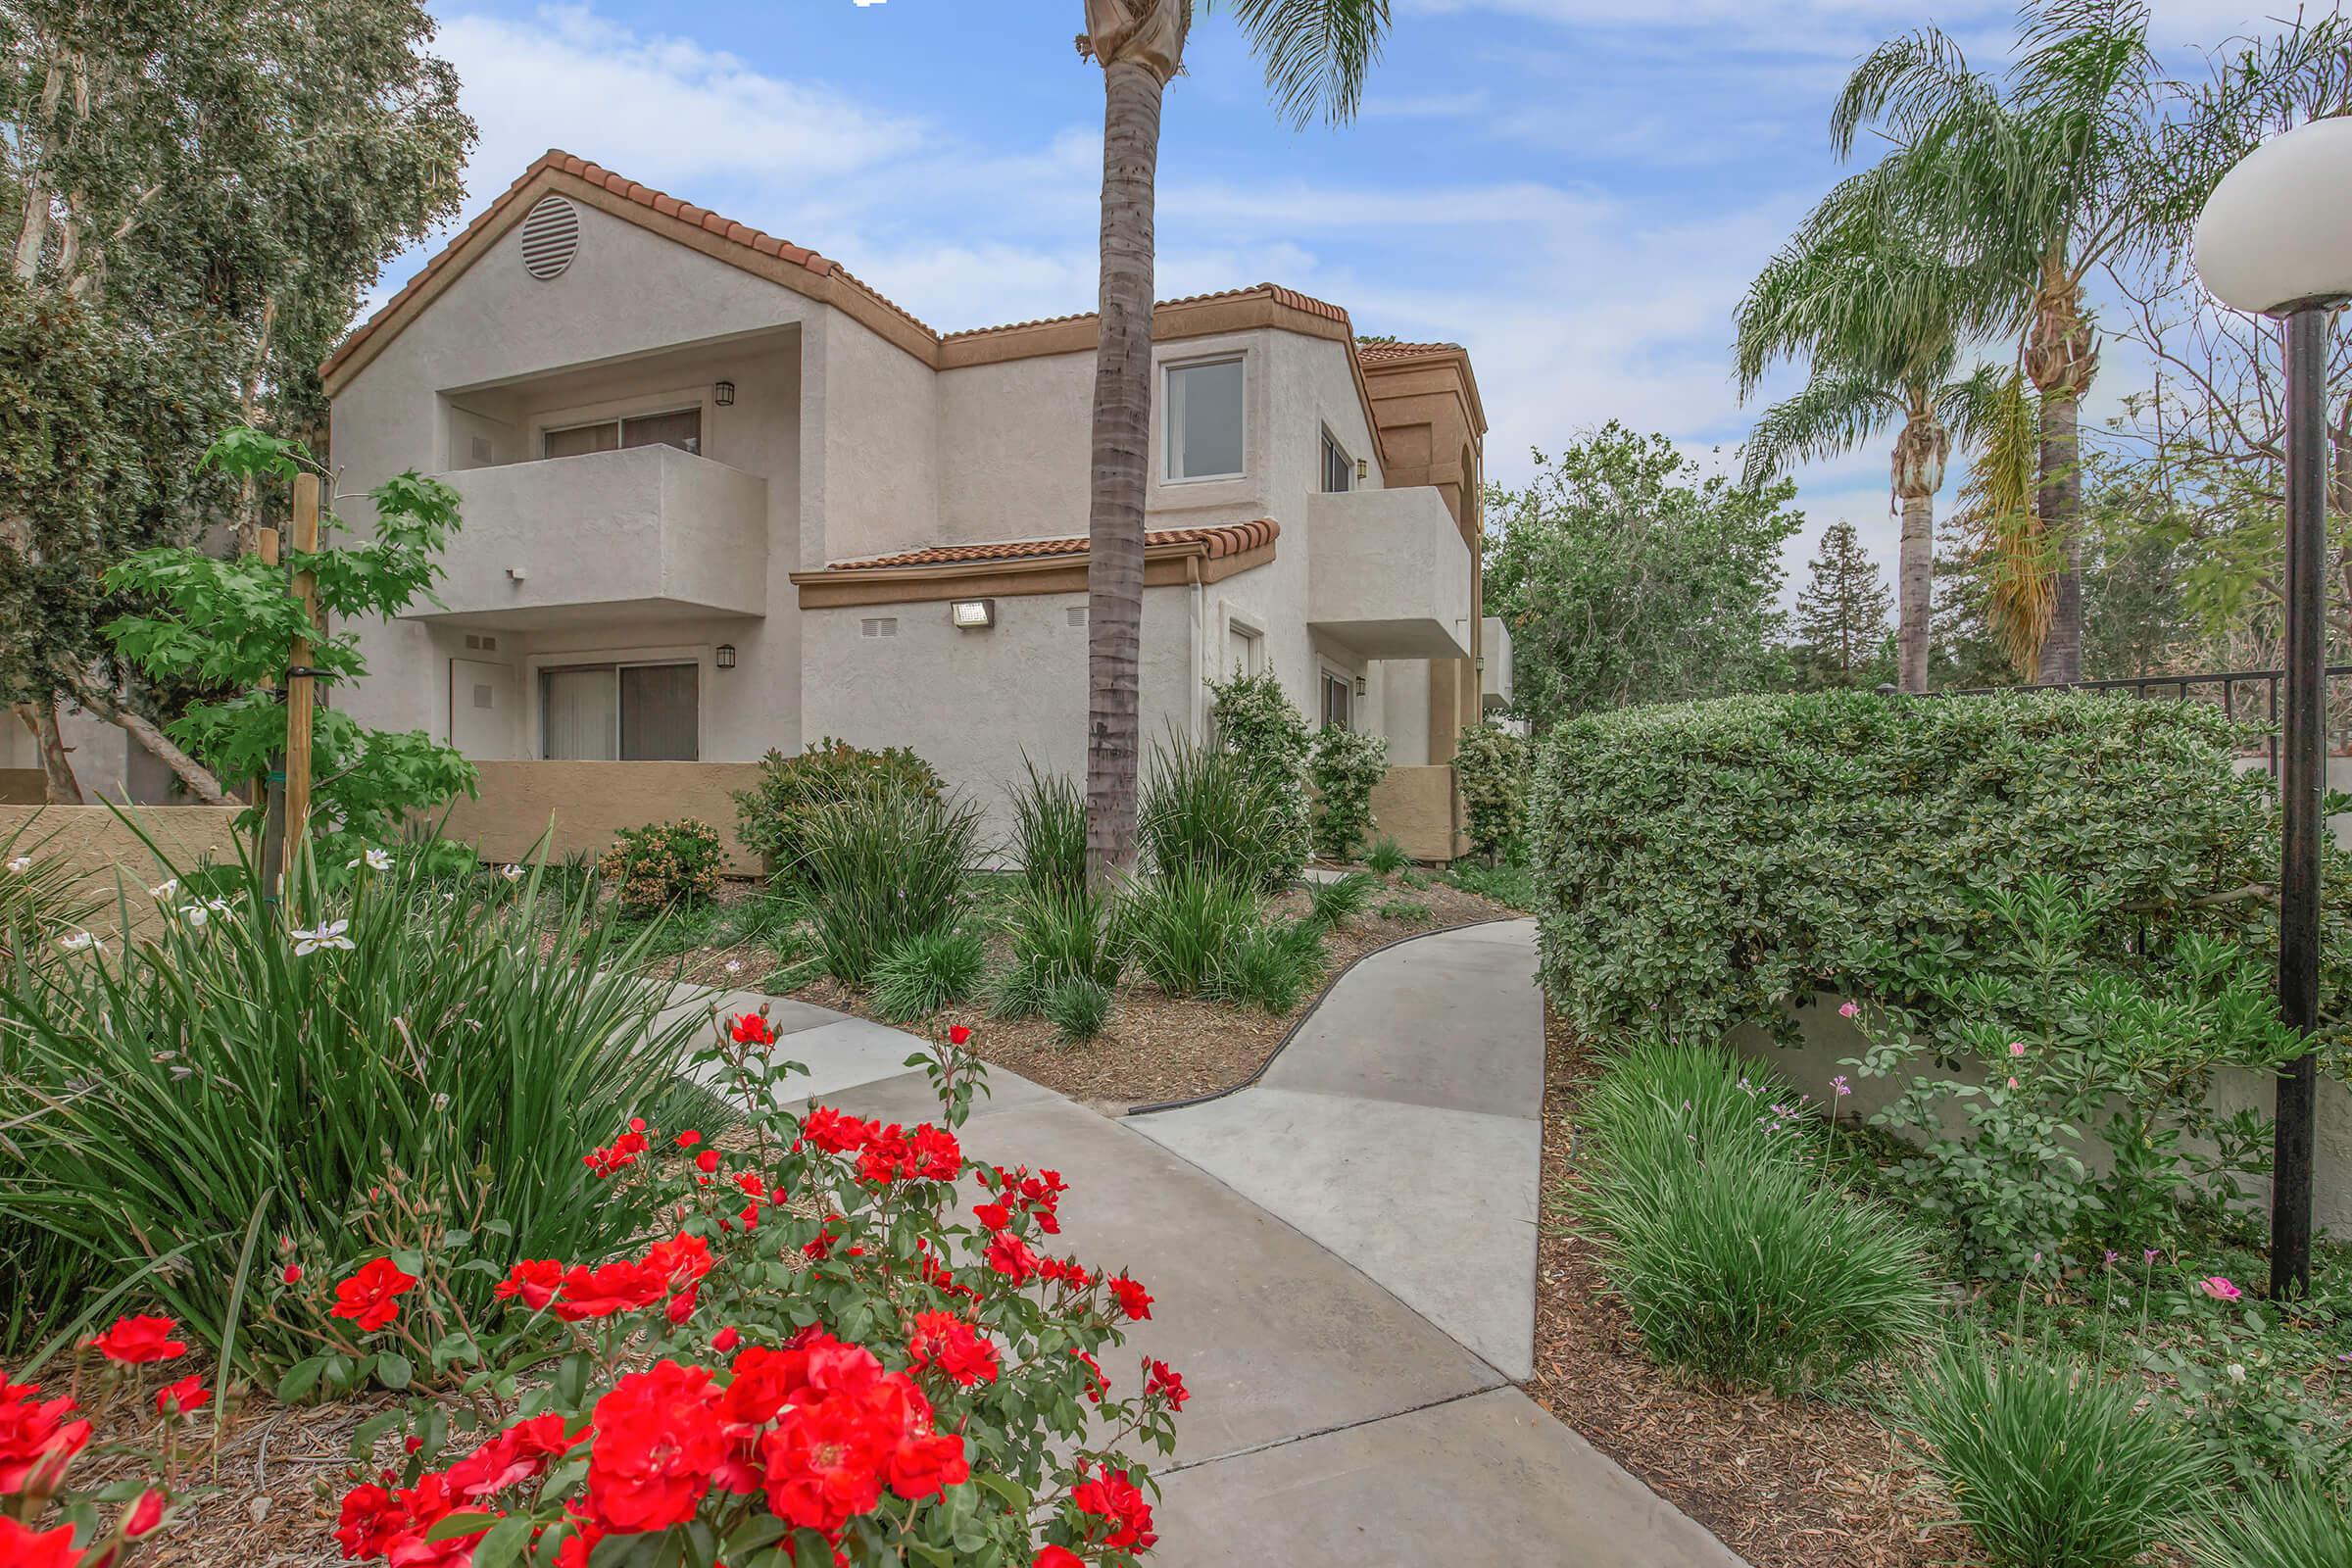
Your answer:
[1793,521,1893,685]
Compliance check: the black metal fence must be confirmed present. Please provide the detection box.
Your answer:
[1947,665,2352,775]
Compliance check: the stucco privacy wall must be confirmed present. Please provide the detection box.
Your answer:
[331,198,822,749]
[436,761,767,875]
[1367,765,1460,862]
[0,807,244,936]
[1729,997,2352,1238]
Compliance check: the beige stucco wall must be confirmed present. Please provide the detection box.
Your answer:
[1367,764,1460,863]
[1730,996,2352,1239]
[435,760,768,875]
[0,806,245,935]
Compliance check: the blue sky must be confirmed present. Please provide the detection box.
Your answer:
[401,0,2281,599]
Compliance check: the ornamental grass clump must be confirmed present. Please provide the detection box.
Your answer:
[990,885,1121,1020]
[0,842,704,1375]
[1567,1040,1938,1395]
[1007,758,1087,899]
[1121,869,1258,998]
[1903,1332,2214,1568]
[1210,917,1325,1014]
[801,787,981,988]
[867,928,987,1023]
[2179,1478,2352,1568]
[1304,870,1379,928]
[1139,731,1300,893]
[732,737,945,889]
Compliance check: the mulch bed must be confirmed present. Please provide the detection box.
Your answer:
[1527,1004,1959,1568]
[796,874,1521,1113]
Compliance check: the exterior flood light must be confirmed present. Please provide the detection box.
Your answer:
[2191,114,2352,1303]
[713,380,737,406]
[714,643,736,669]
[950,599,996,629]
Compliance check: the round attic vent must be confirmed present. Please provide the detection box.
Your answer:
[517,195,580,280]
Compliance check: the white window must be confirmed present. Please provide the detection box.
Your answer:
[1320,670,1353,731]
[1166,358,1245,481]
[1226,623,1263,678]
[542,662,699,760]
[1321,428,1353,494]
[543,407,703,461]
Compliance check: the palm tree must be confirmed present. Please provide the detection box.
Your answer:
[1826,0,2178,684]
[1735,193,1999,693]
[1076,0,1392,881]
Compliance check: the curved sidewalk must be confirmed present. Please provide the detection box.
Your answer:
[666,922,1744,1566]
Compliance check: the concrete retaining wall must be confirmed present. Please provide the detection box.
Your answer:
[0,805,246,934]
[434,760,768,875]
[1369,764,1460,863]
[1729,995,2352,1239]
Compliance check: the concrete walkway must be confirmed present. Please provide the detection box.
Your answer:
[662,925,1744,1566]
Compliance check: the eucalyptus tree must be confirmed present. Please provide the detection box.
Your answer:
[1735,195,1999,693]
[1075,0,1391,880]
[2,0,470,800]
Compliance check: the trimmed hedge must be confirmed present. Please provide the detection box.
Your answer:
[1529,690,2346,1043]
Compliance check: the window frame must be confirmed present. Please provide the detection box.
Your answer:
[1163,354,1248,483]
[524,385,714,466]
[533,650,705,761]
[541,405,705,461]
[1319,666,1354,732]
[1320,426,1353,494]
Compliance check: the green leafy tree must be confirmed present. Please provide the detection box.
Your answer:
[1076,0,1393,881]
[1,0,472,800]
[1792,521,1894,687]
[103,429,476,864]
[1485,422,1804,730]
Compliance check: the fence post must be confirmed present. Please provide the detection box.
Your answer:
[282,474,321,884]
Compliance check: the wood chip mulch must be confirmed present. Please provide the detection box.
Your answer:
[1527,1004,1962,1568]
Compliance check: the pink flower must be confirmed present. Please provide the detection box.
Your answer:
[2143,1249,2160,1264]
[1837,1001,1859,1020]
[1830,1075,1851,1098]
[2199,1276,2243,1302]
[2009,1041,2027,1057]
[2006,1077,2020,1090]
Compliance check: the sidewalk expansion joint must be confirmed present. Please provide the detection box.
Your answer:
[1159,1383,1505,1477]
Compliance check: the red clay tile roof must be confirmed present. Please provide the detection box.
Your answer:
[826,520,1279,572]
[1355,339,1464,364]
[323,150,1371,385]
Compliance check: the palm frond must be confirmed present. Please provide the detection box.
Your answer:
[1214,0,1393,128]
[1740,368,1900,490]
[1953,368,2054,676]
[1830,26,1986,156]
[1929,362,2012,451]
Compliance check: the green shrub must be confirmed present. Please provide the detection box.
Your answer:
[1123,870,1257,997]
[1042,975,1114,1042]
[1453,721,1532,861]
[867,927,986,1022]
[801,787,980,987]
[1211,917,1324,1013]
[1529,690,2337,1047]
[1140,733,1299,893]
[1443,858,1536,910]
[1309,724,1388,861]
[989,884,1121,1022]
[1567,1039,1938,1394]
[599,818,725,918]
[2180,1479,2352,1568]
[0,843,701,1372]
[1364,835,1408,874]
[732,738,944,887]
[1377,897,1430,921]
[1008,758,1087,898]
[1305,871,1379,928]
[1208,668,1312,878]
[1904,1334,2213,1568]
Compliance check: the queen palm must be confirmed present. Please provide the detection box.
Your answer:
[1076,0,1392,881]
[1826,0,2177,683]
[1736,195,1999,693]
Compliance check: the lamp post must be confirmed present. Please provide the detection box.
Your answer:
[2193,117,2352,1299]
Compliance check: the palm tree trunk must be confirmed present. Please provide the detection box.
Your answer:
[14,700,81,804]
[2033,386,2082,684]
[1897,489,1934,693]
[1084,57,1163,883]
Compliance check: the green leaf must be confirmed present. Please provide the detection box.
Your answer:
[275,1355,327,1403]
[722,1517,789,1553]
[421,1510,498,1544]
[467,1515,534,1568]
[375,1351,414,1391]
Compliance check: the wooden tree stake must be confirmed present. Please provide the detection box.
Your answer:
[283,475,320,877]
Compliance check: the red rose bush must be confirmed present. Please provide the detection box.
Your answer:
[315,1014,1182,1567]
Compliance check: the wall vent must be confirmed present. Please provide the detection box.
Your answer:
[479,635,498,651]
[860,616,899,639]
[518,195,581,280]
[464,634,480,650]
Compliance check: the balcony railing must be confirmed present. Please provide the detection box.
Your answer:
[1305,487,1473,662]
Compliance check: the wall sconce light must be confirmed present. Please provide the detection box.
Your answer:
[714,643,737,669]
[1353,675,1368,698]
[950,599,996,630]
[713,380,737,407]
[1355,458,1369,481]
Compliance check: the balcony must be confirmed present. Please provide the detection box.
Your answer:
[409,445,767,628]
[1481,615,1513,711]
[1305,488,1473,661]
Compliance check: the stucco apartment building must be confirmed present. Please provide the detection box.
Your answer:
[10,151,1507,860]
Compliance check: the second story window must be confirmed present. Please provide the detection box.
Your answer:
[1321,428,1353,493]
[1320,670,1352,731]
[544,407,702,461]
[1166,358,1244,481]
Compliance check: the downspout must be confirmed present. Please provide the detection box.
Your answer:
[1187,553,1204,739]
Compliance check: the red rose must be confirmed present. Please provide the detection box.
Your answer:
[1107,1274,1153,1322]
[333,1484,405,1559]
[907,1311,999,1388]
[1147,1358,1190,1410]
[1034,1549,1084,1568]
[674,1129,702,1148]
[1072,1466,1156,1551]
[494,1258,565,1311]
[443,1412,584,1499]
[0,1379,91,1492]
[87,1314,188,1364]
[1069,1348,1108,1403]
[985,1232,1043,1284]
[584,1361,725,1532]
[123,1490,168,1539]
[550,1257,666,1322]
[281,1263,303,1286]
[973,1201,1011,1232]
[695,1149,720,1175]
[710,1326,740,1353]
[155,1376,210,1417]
[730,1011,777,1046]
[948,1024,972,1046]
[0,1517,83,1568]
[886,1425,969,1501]
[799,1105,877,1154]
[330,1258,417,1333]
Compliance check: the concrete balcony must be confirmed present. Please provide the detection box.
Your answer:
[410,445,767,628]
[1305,488,1473,661]
[1481,615,1513,711]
